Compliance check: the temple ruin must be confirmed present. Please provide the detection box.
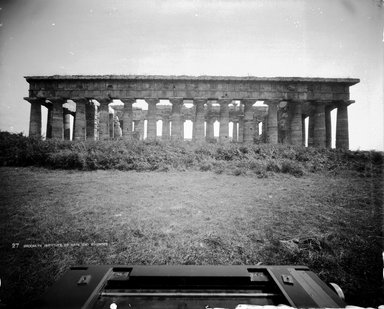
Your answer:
[24,75,359,149]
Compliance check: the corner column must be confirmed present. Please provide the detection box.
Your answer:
[218,99,231,142]
[242,99,256,143]
[170,97,183,140]
[145,98,159,140]
[121,98,135,138]
[95,98,112,140]
[193,98,206,142]
[265,100,279,144]
[336,101,350,149]
[25,97,43,138]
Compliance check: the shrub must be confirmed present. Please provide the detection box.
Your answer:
[281,160,305,177]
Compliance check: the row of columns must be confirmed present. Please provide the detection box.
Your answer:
[26,97,350,149]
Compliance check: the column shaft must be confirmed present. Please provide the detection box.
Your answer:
[52,101,64,139]
[170,98,183,140]
[313,103,326,147]
[63,108,71,140]
[46,105,53,139]
[308,112,315,147]
[193,98,206,141]
[121,98,135,138]
[238,116,244,142]
[336,103,349,149]
[96,98,111,140]
[162,117,170,140]
[86,101,96,140]
[325,106,332,148]
[145,98,159,140]
[289,102,303,146]
[301,115,306,146]
[219,99,231,142]
[26,98,42,138]
[266,101,278,144]
[242,99,256,143]
[232,121,238,142]
[73,98,87,140]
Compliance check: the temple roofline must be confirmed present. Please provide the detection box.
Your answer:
[24,75,360,85]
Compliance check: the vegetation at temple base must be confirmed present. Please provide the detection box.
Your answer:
[0,131,383,307]
[0,131,382,177]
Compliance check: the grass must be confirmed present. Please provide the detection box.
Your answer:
[0,165,383,307]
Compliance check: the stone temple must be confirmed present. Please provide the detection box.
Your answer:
[24,75,359,149]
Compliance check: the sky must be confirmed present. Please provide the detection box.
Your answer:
[0,0,383,150]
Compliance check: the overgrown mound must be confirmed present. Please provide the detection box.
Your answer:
[0,131,382,177]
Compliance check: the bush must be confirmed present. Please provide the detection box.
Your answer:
[0,131,382,176]
[281,160,305,177]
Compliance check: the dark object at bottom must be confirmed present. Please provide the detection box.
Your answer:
[30,265,346,308]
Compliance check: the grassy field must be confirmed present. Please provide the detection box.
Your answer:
[0,166,382,307]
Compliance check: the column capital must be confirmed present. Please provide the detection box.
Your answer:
[94,97,113,105]
[24,97,44,104]
[71,97,88,103]
[193,98,207,106]
[263,99,280,106]
[46,97,66,104]
[120,98,136,105]
[169,97,184,104]
[144,98,159,104]
[338,100,354,107]
[217,98,232,105]
[241,98,257,105]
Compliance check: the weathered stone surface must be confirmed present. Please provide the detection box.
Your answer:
[24,75,358,149]
[336,102,349,149]
[73,98,87,140]
[265,100,279,144]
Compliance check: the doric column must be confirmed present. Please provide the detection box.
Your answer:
[121,98,135,138]
[313,102,326,147]
[145,98,159,140]
[289,101,303,146]
[265,100,279,144]
[206,117,214,140]
[238,115,244,142]
[46,104,53,139]
[261,116,267,143]
[47,97,65,139]
[232,121,238,142]
[25,97,42,138]
[308,105,315,147]
[72,98,87,140]
[63,108,71,140]
[86,100,96,140]
[162,116,170,140]
[301,114,306,147]
[193,98,206,141]
[95,98,112,140]
[336,101,350,149]
[242,99,256,143]
[325,105,332,148]
[218,99,231,142]
[169,97,183,140]
[181,119,185,140]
